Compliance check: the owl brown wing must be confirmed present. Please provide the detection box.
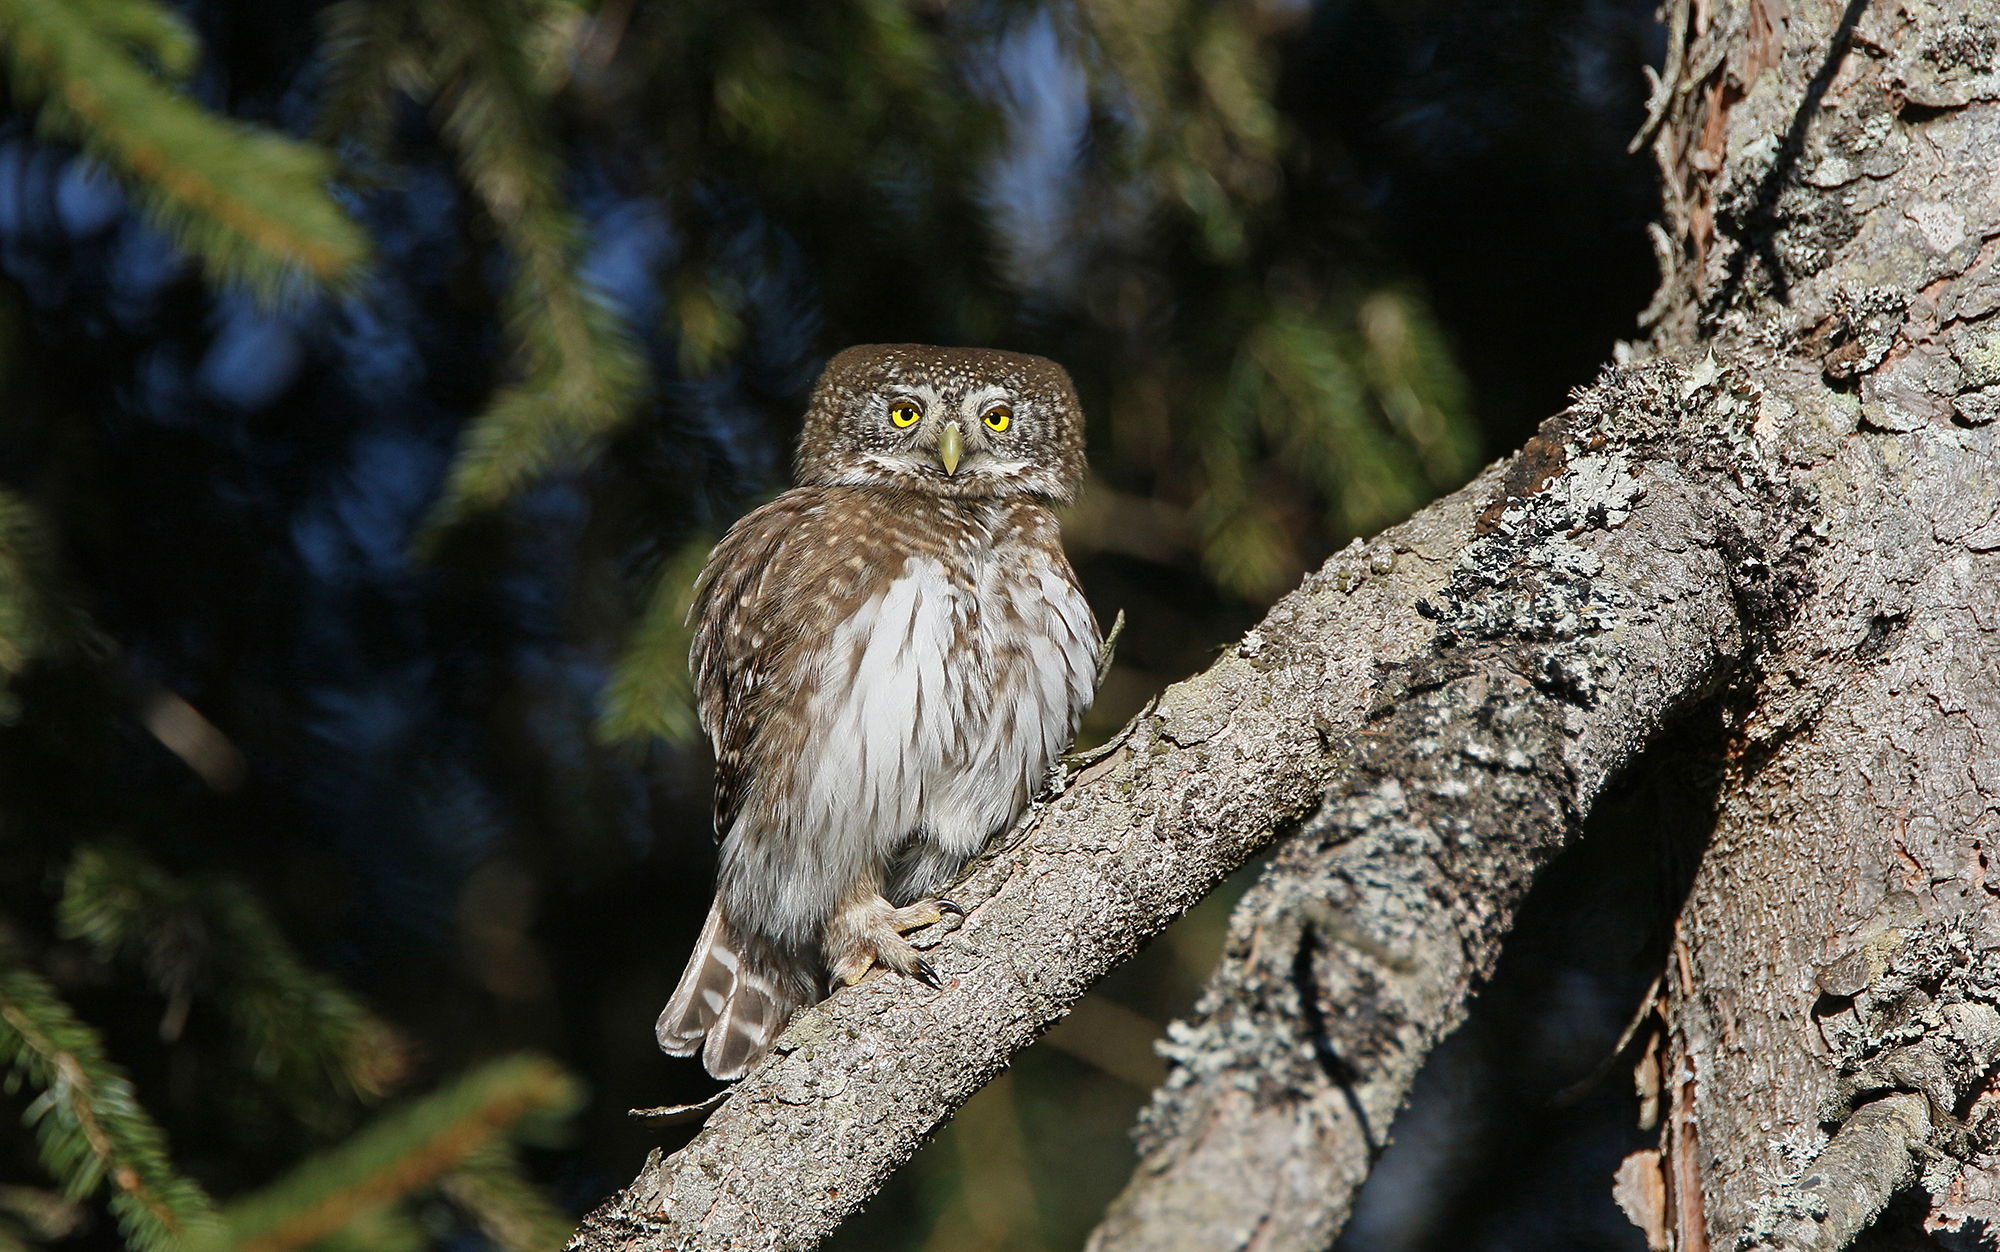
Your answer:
[691,494,808,839]
[690,487,890,840]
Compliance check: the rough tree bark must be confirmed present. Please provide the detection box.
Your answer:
[566,1,2000,1249]
[1091,1,2000,1249]
[1635,2,2000,1248]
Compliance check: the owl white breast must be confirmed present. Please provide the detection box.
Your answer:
[797,500,1098,922]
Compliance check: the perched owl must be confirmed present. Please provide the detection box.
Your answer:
[656,344,1101,1080]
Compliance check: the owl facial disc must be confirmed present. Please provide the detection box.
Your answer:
[793,344,1087,503]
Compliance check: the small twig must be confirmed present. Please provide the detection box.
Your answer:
[1095,608,1127,689]
[1739,1093,1929,1252]
[1629,0,1693,153]
[627,1090,730,1125]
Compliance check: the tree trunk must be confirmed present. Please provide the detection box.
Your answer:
[1635,1,2000,1247]
[566,1,2000,1249]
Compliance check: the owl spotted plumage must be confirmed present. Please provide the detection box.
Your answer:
[657,344,1100,1080]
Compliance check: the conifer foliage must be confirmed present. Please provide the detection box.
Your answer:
[0,7,589,1245]
[313,0,648,536]
[6,844,581,1252]
[0,0,367,292]
[0,959,219,1252]
[0,0,1496,1248]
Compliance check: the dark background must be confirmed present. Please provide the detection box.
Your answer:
[0,1,1667,1248]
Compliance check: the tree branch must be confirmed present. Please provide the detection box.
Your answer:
[1086,352,1825,1251]
[565,348,1821,1252]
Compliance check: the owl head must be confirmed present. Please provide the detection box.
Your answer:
[793,345,1086,503]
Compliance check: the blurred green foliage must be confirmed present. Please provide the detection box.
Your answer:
[4,843,582,1252]
[58,845,407,1135]
[0,0,1484,1248]
[0,0,368,292]
[565,0,1479,744]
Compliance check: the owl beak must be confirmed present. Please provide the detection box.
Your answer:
[936,421,964,476]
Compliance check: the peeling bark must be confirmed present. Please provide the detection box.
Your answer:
[566,1,2000,1249]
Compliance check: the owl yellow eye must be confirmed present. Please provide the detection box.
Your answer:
[983,406,1012,433]
[889,401,922,428]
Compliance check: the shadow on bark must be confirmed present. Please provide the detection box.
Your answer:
[1337,703,1724,1252]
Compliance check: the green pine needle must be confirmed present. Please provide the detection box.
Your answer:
[0,489,85,684]
[209,1055,582,1252]
[58,845,409,1134]
[598,534,714,749]
[313,0,418,157]
[438,1143,575,1252]
[1194,293,1478,601]
[0,961,221,1252]
[1071,0,1284,259]
[281,1203,425,1252]
[0,0,370,295]
[406,0,648,540]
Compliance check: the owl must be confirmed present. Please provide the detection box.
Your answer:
[656,344,1102,1080]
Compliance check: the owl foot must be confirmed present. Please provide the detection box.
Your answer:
[827,895,959,990]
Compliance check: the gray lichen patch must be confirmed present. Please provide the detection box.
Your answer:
[1813,904,2000,1131]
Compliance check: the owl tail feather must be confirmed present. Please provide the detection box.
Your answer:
[657,900,805,1081]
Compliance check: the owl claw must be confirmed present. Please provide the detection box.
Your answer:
[827,893,954,990]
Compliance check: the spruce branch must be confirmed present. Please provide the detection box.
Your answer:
[0,960,220,1252]
[314,0,420,158]
[597,534,714,750]
[439,1143,575,1252]
[0,489,87,682]
[0,0,369,293]
[1069,0,1283,258]
[410,0,647,538]
[1193,296,1477,601]
[58,845,409,1132]
[212,1055,581,1252]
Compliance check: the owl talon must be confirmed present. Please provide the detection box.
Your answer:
[936,899,965,918]
[885,898,947,932]
[827,893,954,989]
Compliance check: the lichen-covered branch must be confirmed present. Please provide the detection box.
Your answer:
[1741,1094,1929,1252]
[1086,352,1823,1252]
